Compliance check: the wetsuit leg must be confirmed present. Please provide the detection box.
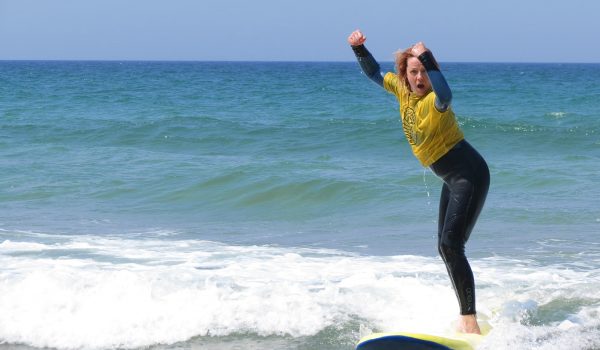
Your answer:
[438,182,450,236]
[430,140,490,315]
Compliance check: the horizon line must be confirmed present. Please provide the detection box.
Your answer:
[1,59,600,65]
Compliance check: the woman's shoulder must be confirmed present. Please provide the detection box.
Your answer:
[383,71,398,85]
[383,72,405,96]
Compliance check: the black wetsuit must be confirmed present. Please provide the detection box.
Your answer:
[352,44,490,315]
[431,140,489,315]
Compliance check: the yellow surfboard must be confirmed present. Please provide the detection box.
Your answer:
[356,331,484,350]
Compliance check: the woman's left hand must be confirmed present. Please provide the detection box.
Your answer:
[411,42,428,57]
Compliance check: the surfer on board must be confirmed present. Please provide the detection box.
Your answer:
[347,29,490,335]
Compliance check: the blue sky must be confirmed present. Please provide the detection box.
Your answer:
[1,0,598,63]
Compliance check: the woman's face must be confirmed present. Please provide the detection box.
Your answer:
[406,56,431,97]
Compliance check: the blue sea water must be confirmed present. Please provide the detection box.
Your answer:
[0,60,599,350]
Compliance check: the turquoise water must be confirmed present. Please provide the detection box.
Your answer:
[1,61,599,349]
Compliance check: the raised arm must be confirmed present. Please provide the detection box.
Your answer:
[411,42,452,112]
[347,30,384,87]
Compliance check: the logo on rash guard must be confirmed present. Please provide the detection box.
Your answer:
[402,107,418,146]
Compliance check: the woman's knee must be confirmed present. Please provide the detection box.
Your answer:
[438,239,465,262]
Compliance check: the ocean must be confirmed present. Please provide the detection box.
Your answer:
[0,60,599,350]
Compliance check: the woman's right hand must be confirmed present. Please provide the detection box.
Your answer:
[347,29,366,46]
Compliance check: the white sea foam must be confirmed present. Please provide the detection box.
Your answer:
[548,111,567,119]
[0,235,599,350]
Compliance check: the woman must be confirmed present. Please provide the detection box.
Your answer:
[347,29,490,334]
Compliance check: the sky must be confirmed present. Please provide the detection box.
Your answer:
[0,0,599,63]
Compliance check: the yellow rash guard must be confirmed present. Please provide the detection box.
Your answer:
[383,72,464,167]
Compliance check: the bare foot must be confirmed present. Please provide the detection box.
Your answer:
[457,314,481,334]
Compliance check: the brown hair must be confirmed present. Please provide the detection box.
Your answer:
[394,47,415,89]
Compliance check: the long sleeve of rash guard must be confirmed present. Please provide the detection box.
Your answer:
[418,50,452,112]
[351,45,384,87]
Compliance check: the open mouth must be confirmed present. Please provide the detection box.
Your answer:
[417,83,425,89]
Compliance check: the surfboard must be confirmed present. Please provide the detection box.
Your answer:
[355,332,482,350]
